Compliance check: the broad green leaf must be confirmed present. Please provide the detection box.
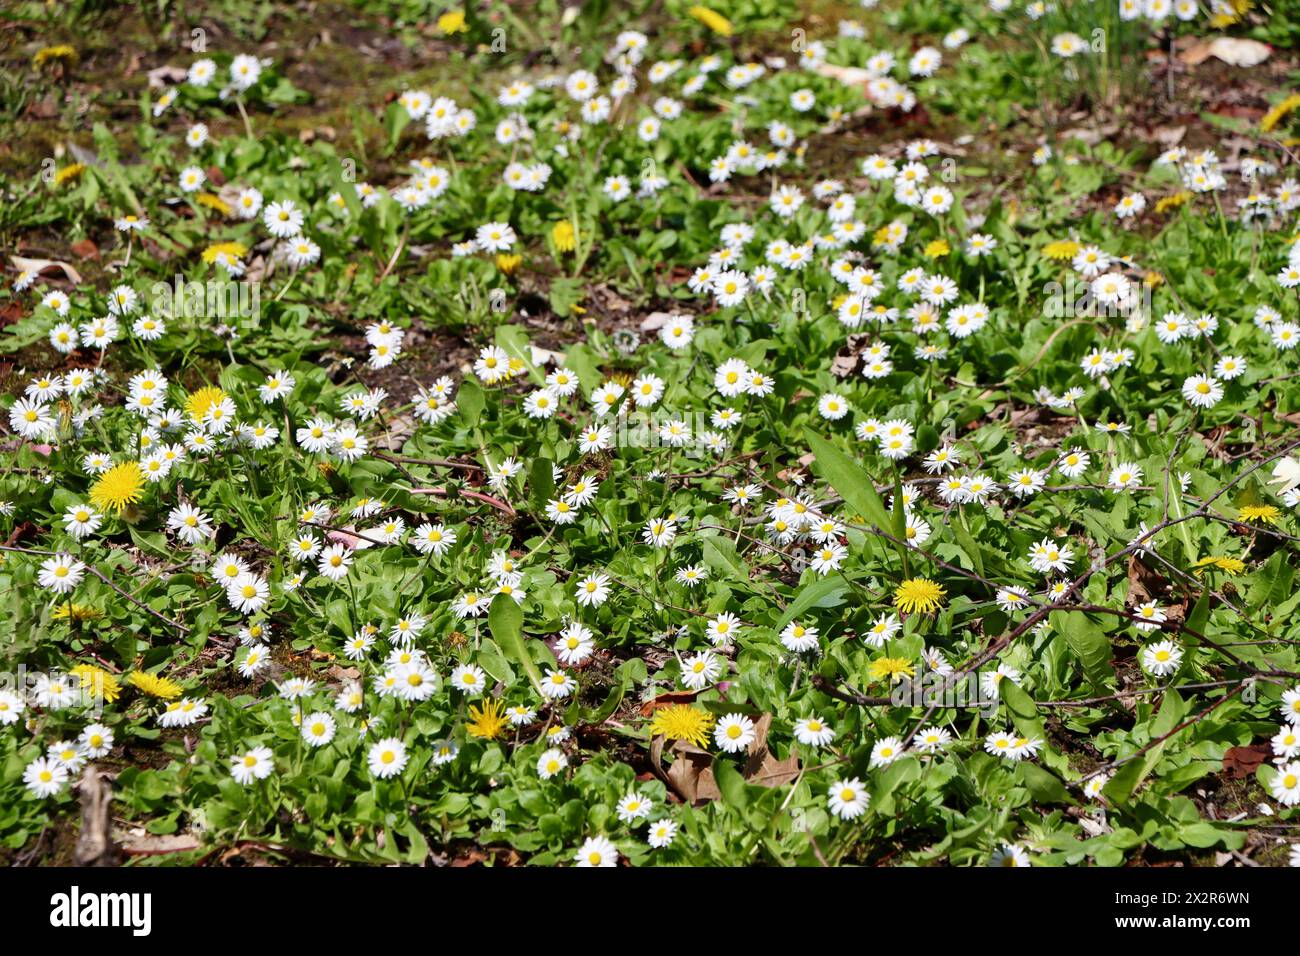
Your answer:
[805,430,890,532]
[1055,611,1113,689]
[774,573,848,632]
[1017,763,1073,805]
[701,535,748,583]
[1000,678,1045,741]
[383,101,411,153]
[457,378,485,426]
[529,456,555,512]
[1103,691,1183,804]
[329,157,364,220]
[713,758,749,811]
[489,594,541,691]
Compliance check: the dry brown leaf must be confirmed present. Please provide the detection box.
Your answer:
[375,413,417,451]
[831,332,871,378]
[1179,37,1271,67]
[147,65,188,88]
[1125,555,1186,627]
[1222,744,1269,779]
[742,714,801,788]
[814,63,876,90]
[1125,555,1161,606]
[327,664,362,683]
[243,254,270,283]
[1152,125,1186,146]
[326,525,375,550]
[529,345,565,367]
[117,831,201,855]
[653,714,800,804]
[639,311,681,333]
[638,689,698,718]
[450,847,489,867]
[74,766,120,866]
[746,751,800,788]
[747,713,773,753]
[11,256,83,284]
[1062,122,1121,146]
[665,740,721,803]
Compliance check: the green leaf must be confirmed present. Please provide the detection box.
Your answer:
[701,535,748,583]
[489,594,542,691]
[1055,611,1113,689]
[457,378,485,426]
[713,758,749,811]
[1103,754,1149,806]
[583,682,625,725]
[562,343,601,394]
[1103,691,1184,804]
[1184,589,1210,640]
[805,430,890,531]
[383,102,411,153]
[495,325,543,385]
[1178,822,1242,850]
[328,158,363,220]
[871,755,920,815]
[1017,763,1073,804]
[890,472,907,544]
[548,278,584,319]
[529,456,555,512]
[1150,688,1186,737]
[774,574,849,632]
[948,513,986,578]
[1000,679,1045,741]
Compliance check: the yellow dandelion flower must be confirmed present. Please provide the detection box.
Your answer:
[495,253,522,275]
[1238,505,1281,525]
[551,220,576,253]
[70,664,121,703]
[687,5,733,36]
[1155,191,1193,215]
[923,238,950,258]
[894,577,947,615]
[200,242,247,265]
[89,461,144,514]
[467,697,509,740]
[54,163,86,187]
[1042,239,1081,261]
[196,193,234,217]
[872,225,894,247]
[1208,0,1251,27]
[1143,271,1164,287]
[33,45,78,69]
[184,385,228,423]
[437,10,468,33]
[1262,93,1300,133]
[869,657,916,682]
[1193,555,1246,577]
[52,604,104,622]
[649,704,714,748]
[127,670,183,700]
